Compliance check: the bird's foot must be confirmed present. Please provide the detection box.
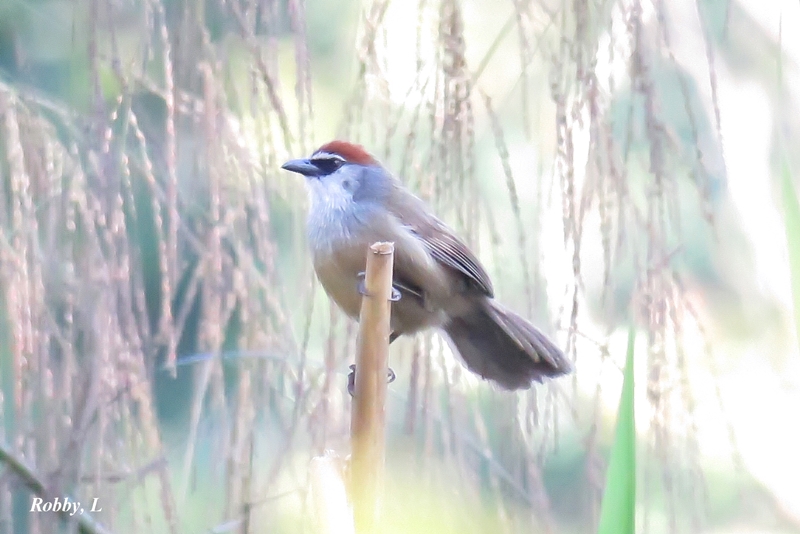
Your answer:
[356,271,402,301]
[347,364,397,397]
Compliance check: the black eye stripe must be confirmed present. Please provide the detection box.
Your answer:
[311,157,345,175]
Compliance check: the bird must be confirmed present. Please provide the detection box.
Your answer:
[281,140,571,389]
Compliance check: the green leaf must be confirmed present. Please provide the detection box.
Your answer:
[781,161,800,352]
[597,327,636,534]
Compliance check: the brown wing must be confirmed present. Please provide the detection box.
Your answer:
[385,178,494,297]
[402,216,494,298]
[420,226,493,297]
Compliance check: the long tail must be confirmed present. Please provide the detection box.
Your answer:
[443,299,571,390]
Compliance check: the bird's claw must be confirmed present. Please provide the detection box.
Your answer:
[356,271,402,301]
[356,272,368,297]
[347,364,397,397]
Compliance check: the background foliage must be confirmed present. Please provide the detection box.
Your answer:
[0,0,798,532]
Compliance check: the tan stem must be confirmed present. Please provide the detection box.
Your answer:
[350,241,394,533]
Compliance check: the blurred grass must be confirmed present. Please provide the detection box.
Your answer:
[780,153,800,354]
[597,327,636,534]
[0,0,795,532]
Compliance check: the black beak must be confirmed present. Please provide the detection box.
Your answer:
[281,158,319,177]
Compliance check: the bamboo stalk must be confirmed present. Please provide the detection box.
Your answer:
[350,242,394,533]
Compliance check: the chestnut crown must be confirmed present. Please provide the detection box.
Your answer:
[281,141,377,178]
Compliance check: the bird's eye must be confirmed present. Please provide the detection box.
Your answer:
[312,157,345,175]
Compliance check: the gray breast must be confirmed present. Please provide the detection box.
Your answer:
[307,202,356,253]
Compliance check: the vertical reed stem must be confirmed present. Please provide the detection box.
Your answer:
[350,241,394,533]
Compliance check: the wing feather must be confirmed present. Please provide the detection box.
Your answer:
[385,179,494,297]
[407,221,494,297]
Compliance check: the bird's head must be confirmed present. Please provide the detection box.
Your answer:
[281,141,392,208]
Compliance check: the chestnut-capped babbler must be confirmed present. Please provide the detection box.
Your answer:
[282,141,571,389]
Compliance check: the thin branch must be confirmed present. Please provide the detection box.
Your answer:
[0,442,114,534]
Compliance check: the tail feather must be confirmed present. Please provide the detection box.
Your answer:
[443,299,571,390]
